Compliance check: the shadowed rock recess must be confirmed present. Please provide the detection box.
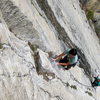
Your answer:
[0,0,100,100]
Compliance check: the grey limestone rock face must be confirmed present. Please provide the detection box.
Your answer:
[0,0,100,100]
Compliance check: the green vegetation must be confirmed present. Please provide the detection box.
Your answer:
[93,23,100,36]
[0,43,3,49]
[85,0,100,36]
[65,83,77,90]
[86,10,94,20]
[70,85,77,90]
[95,26,100,34]
[66,82,70,87]
[85,91,93,96]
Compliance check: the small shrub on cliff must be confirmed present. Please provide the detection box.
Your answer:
[70,85,77,90]
[86,10,94,20]
[0,43,3,49]
[85,91,93,96]
[66,82,70,87]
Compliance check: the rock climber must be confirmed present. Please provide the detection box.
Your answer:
[92,76,100,87]
[54,48,79,70]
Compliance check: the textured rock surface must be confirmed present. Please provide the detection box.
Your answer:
[0,0,100,100]
[85,0,100,37]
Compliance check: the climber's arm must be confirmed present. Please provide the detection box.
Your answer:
[54,53,65,61]
[57,62,70,66]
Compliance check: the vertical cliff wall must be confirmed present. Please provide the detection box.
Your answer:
[0,0,100,100]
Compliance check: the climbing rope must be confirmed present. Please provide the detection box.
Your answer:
[69,71,93,88]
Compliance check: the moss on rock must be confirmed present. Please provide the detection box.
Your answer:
[86,10,94,20]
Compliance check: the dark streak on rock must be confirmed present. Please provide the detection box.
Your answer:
[35,0,92,80]
[34,51,55,81]
[0,0,38,40]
